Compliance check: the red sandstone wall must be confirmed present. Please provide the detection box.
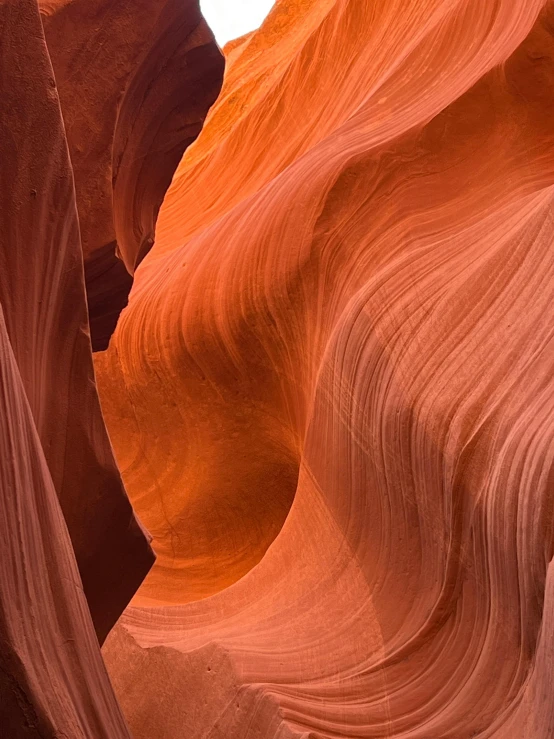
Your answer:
[98,0,554,736]
[0,0,221,732]
[1,0,553,736]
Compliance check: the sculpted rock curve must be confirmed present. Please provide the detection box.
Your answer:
[96,0,554,736]
[40,0,224,349]
[0,0,146,731]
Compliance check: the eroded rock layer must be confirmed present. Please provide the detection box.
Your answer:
[99,0,554,736]
[0,0,154,646]
[0,0,142,732]
[1,0,226,732]
[40,0,224,349]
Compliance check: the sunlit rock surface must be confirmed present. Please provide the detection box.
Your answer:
[98,0,554,737]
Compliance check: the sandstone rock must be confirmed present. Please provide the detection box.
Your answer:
[99,0,554,736]
[0,0,145,732]
[0,0,156,645]
[40,0,224,349]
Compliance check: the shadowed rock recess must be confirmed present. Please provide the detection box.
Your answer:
[1,0,554,736]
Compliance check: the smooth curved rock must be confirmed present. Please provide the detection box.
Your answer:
[99,0,554,736]
[40,0,224,349]
[0,0,155,644]
[0,0,147,731]
[0,307,131,738]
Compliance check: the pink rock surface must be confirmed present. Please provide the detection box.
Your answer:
[0,308,131,737]
[40,0,224,349]
[99,0,554,736]
[0,0,154,644]
[0,0,150,731]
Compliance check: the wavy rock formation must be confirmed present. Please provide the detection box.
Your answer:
[0,0,155,646]
[39,0,224,349]
[0,0,145,732]
[98,0,554,736]
[0,0,224,731]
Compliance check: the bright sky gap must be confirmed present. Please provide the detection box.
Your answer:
[200,0,276,46]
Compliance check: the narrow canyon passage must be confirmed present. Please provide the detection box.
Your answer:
[1,0,554,737]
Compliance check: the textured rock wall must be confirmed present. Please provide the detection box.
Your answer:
[0,0,221,732]
[40,0,224,349]
[99,0,554,736]
[0,0,154,648]
[0,0,139,732]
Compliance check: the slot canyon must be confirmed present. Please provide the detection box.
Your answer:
[1,0,554,736]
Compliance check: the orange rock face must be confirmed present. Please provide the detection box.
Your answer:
[98,0,554,736]
[3,0,554,735]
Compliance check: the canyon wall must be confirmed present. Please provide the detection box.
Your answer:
[1,0,553,735]
[0,0,138,732]
[40,0,225,350]
[0,0,221,733]
[98,0,554,736]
